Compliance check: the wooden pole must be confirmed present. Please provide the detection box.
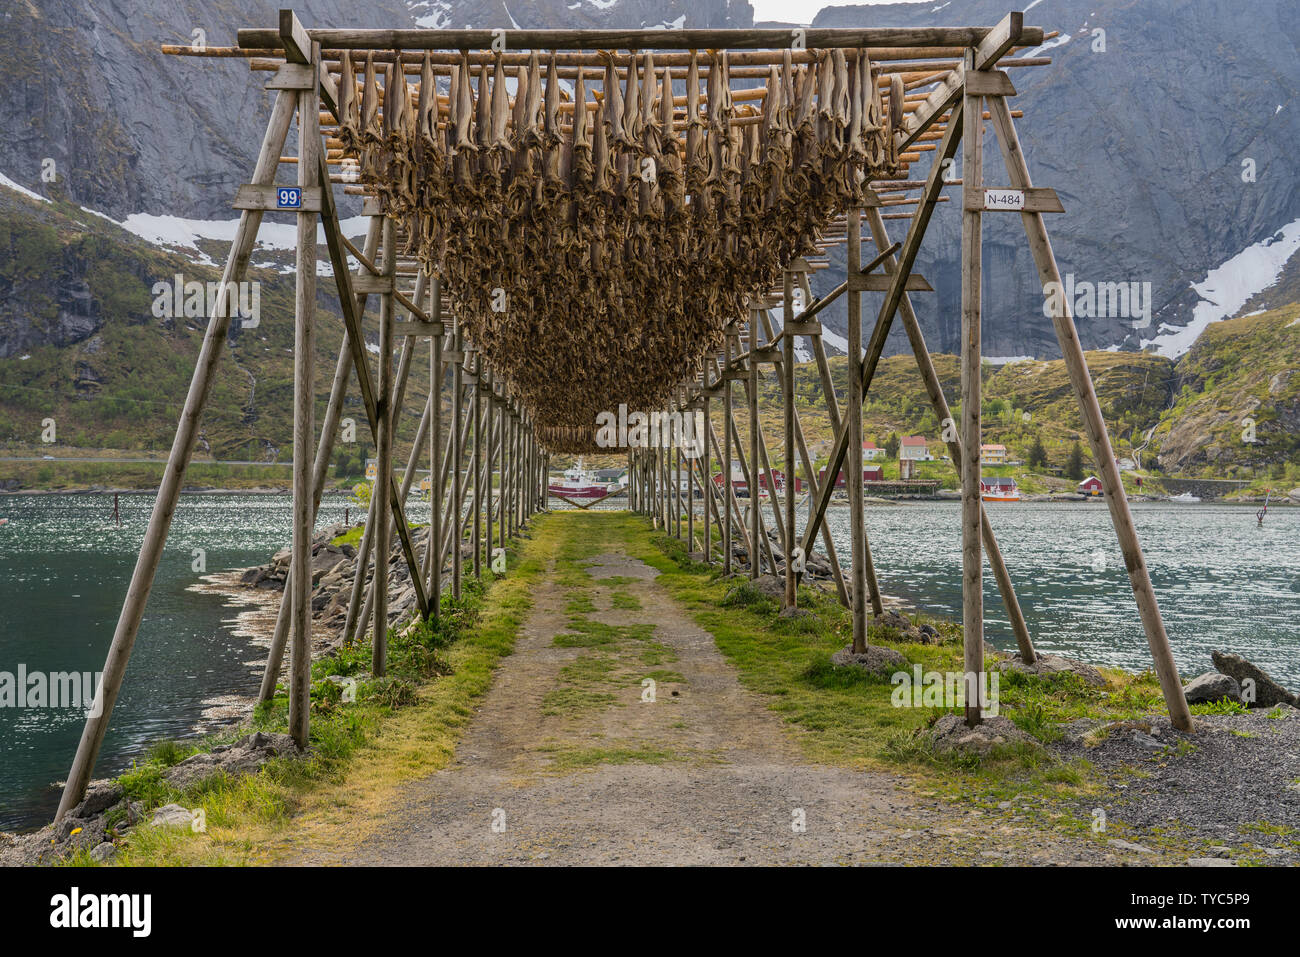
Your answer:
[471,353,482,579]
[748,311,761,578]
[289,47,320,746]
[722,341,732,573]
[451,326,464,598]
[960,53,984,726]
[782,273,797,609]
[847,209,870,652]
[426,281,443,614]
[703,367,712,563]
[371,213,396,675]
[55,89,297,820]
[985,95,1192,731]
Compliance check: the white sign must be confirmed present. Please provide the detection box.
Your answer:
[984,188,1025,211]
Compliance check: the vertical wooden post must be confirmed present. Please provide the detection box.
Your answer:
[847,210,870,652]
[451,325,464,598]
[748,310,761,578]
[960,54,985,726]
[429,325,443,612]
[289,46,320,744]
[687,394,695,548]
[723,333,734,574]
[499,393,509,550]
[986,95,1192,730]
[782,272,797,609]
[703,368,712,564]
[371,213,396,675]
[486,371,495,561]
[471,353,482,578]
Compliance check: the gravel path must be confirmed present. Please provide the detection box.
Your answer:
[292,548,1159,867]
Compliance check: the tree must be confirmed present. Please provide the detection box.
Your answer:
[1027,435,1047,469]
[1066,440,1084,480]
[884,431,900,458]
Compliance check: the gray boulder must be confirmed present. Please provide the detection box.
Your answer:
[831,644,908,676]
[1211,652,1298,708]
[149,804,195,830]
[1182,671,1241,705]
[998,652,1106,688]
[162,731,300,790]
[69,780,124,819]
[930,714,1037,755]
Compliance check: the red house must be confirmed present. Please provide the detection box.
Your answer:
[819,465,885,488]
[1078,475,1103,496]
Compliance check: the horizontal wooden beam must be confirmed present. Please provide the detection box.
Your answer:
[238,25,1043,53]
[964,186,1063,213]
[232,183,322,212]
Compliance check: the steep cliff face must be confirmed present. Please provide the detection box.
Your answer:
[810,0,1300,358]
[0,0,1295,363]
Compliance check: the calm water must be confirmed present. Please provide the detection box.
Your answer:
[2,494,1296,831]
[0,493,358,831]
[818,501,1300,685]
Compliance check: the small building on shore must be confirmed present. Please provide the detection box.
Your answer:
[900,436,931,461]
[1078,475,1103,496]
[980,443,1008,465]
[819,465,885,488]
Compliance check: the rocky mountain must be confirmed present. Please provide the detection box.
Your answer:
[0,0,1296,462]
[808,0,1300,359]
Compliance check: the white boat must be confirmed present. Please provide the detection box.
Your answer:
[1169,492,1201,504]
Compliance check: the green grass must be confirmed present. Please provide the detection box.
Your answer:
[79,525,548,866]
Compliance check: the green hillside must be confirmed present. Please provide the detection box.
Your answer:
[0,187,1296,494]
[1150,304,1300,479]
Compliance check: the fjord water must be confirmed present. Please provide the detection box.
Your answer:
[0,493,352,831]
[822,501,1300,686]
[2,494,1296,831]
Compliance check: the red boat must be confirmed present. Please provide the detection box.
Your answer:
[548,460,618,500]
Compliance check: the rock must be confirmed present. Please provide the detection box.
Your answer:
[830,644,908,676]
[1182,671,1241,705]
[1187,857,1237,867]
[1107,839,1154,854]
[997,652,1106,688]
[89,842,117,863]
[149,804,195,830]
[916,623,941,644]
[1211,651,1298,708]
[1130,731,1166,750]
[69,780,124,819]
[162,731,300,789]
[929,714,1037,755]
[750,574,785,599]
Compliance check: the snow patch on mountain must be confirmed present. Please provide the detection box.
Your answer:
[0,172,51,205]
[1140,217,1300,358]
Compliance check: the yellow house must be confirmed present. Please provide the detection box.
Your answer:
[980,443,1008,465]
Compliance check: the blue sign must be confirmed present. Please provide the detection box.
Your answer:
[276,187,302,209]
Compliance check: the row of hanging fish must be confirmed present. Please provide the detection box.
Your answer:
[335,47,901,449]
